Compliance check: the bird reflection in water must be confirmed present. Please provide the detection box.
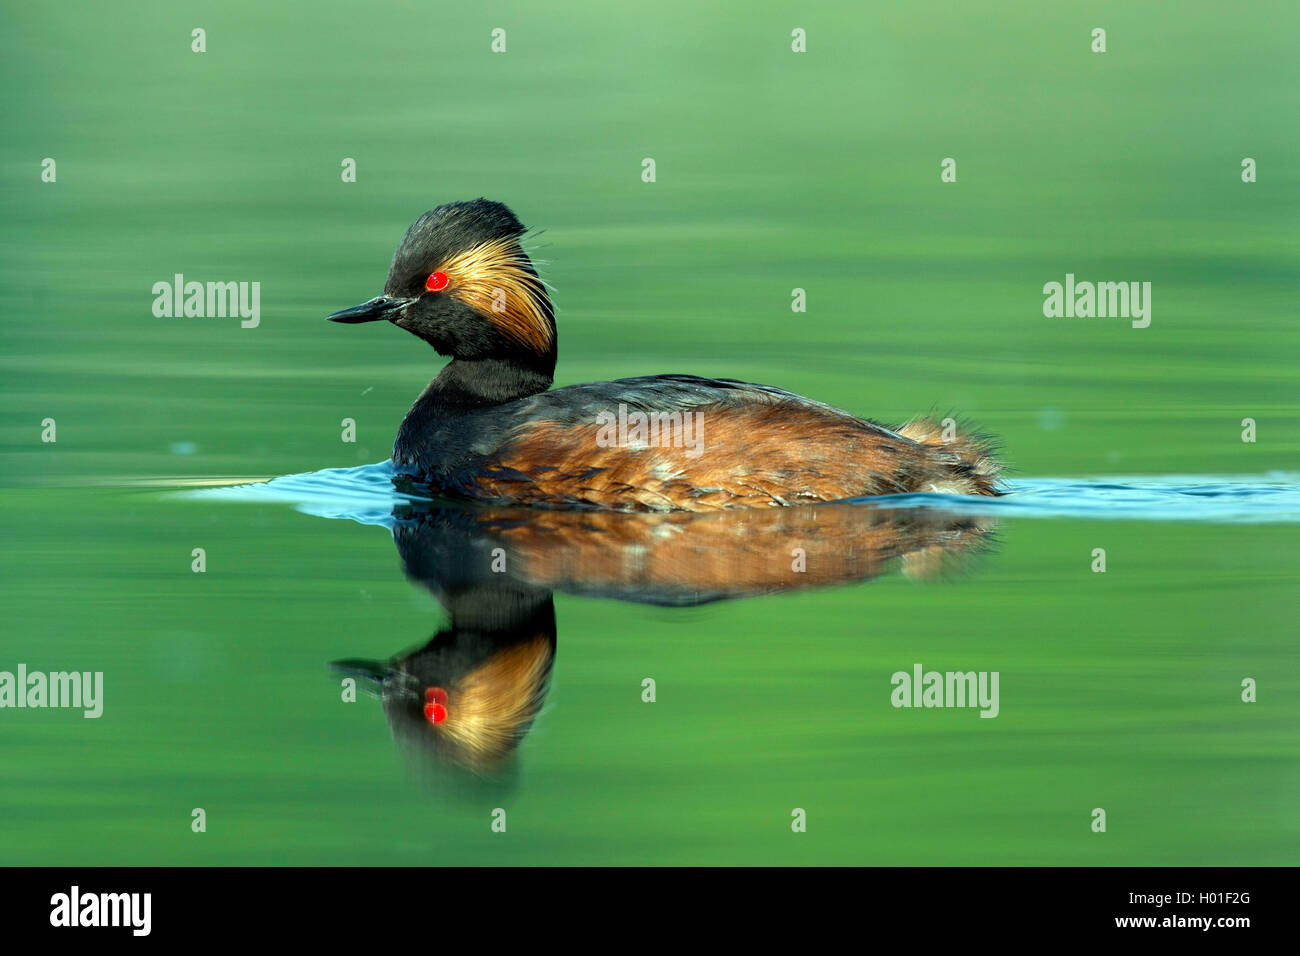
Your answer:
[333,502,995,792]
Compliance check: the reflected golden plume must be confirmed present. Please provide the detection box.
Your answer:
[434,633,553,769]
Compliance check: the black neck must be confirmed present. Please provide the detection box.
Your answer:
[426,356,553,407]
[393,355,554,470]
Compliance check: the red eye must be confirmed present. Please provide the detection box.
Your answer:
[425,271,450,292]
[424,702,448,724]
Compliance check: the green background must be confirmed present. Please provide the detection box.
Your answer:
[1,1,1296,864]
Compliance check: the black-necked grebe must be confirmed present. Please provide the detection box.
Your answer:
[329,199,1003,510]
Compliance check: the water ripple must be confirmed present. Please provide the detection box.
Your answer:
[182,464,1300,524]
[862,473,1300,523]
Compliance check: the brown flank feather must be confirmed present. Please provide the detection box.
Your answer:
[471,401,1002,511]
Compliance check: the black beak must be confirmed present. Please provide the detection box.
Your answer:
[330,658,392,684]
[327,295,411,324]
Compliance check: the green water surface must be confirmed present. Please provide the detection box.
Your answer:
[1,1,1296,865]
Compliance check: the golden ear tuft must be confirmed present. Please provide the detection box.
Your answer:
[439,237,554,353]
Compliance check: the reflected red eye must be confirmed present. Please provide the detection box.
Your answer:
[425,271,450,292]
[425,687,448,705]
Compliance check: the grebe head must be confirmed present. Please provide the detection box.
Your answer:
[328,199,555,373]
